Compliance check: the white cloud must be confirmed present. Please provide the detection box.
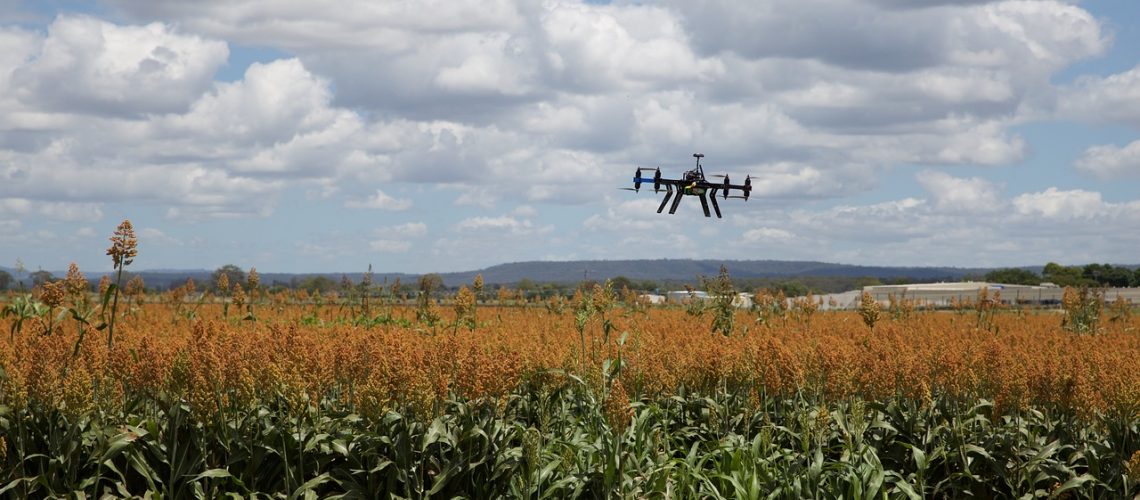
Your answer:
[0,198,103,222]
[10,16,228,116]
[385,222,427,238]
[369,239,412,253]
[1,1,1137,271]
[453,186,498,208]
[138,227,179,245]
[1012,187,1106,219]
[345,189,412,210]
[915,170,1003,213]
[1075,140,1140,179]
[742,227,796,243]
[1058,64,1140,127]
[456,215,537,234]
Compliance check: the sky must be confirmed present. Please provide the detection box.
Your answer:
[1,0,1139,275]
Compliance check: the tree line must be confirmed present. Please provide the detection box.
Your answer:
[983,262,1140,288]
[4,262,1138,296]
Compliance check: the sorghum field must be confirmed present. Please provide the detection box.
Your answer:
[2,238,1139,497]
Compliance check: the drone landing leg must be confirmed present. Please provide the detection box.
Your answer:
[698,193,711,217]
[657,186,673,214]
[668,189,684,214]
[709,192,722,218]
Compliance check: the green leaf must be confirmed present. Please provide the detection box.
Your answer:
[289,473,332,500]
[1049,474,1096,498]
[331,439,349,456]
[192,468,235,480]
[891,480,922,500]
[101,430,139,462]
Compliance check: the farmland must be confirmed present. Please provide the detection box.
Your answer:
[2,272,1139,498]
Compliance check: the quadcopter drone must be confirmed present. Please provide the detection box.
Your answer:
[621,153,751,218]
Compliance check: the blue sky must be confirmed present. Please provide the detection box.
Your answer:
[1,0,1139,275]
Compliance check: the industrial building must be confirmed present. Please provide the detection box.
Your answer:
[861,282,1140,308]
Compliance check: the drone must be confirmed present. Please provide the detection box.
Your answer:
[621,153,751,218]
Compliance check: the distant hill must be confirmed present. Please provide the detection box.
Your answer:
[2,260,1134,291]
[435,259,988,286]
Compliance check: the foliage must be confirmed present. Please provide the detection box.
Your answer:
[1,294,48,339]
[415,274,442,326]
[210,265,246,293]
[859,291,880,330]
[1061,286,1102,335]
[704,265,736,336]
[984,267,1042,285]
[28,270,55,287]
[2,290,1139,497]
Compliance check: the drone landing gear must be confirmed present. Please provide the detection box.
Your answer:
[657,185,673,214]
[708,191,722,218]
[698,193,711,217]
[669,188,684,214]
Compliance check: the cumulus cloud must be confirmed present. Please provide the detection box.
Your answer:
[742,227,796,243]
[10,16,228,117]
[1058,64,1140,127]
[0,197,103,222]
[369,239,412,253]
[345,189,413,210]
[1,1,1137,271]
[138,227,179,245]
[392,223,428,239]
[915,170,1003,213]
[1076,140,1140,179]
[1012,187,1106,219]
[455,215,549,235]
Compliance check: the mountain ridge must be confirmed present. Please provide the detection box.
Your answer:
[1,259,1018,289]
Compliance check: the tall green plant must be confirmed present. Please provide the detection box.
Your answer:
[705,265,736,336]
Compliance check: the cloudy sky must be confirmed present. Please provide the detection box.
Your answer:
[1,0,1139,275]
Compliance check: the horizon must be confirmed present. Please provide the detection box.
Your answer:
[3,1,1140,274]
[4,257,1133,279]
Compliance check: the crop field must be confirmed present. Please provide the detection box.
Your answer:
[2,269,1140,497]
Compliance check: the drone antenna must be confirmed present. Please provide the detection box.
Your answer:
[693,153,704,176]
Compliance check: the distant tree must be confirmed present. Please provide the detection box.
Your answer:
[516,278,536,298]
[1042,262,1087,287]
[418,274,444,298]
[0,270,11,291]
[637,279,659,292]
[212,265,246,292]
[609,275,635,293]
[984,268,1041,286]
[30,270,55,286]
[852,277,883,289]
[298,275,337,293]
[576,280,599,294]
[1104,266,1133,288]
[1081,263,1132,287]
[769,280,809,298]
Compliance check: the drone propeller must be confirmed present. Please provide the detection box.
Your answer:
[619,187,639,192]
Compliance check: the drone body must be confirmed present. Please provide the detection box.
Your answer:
[622,153,752,218]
